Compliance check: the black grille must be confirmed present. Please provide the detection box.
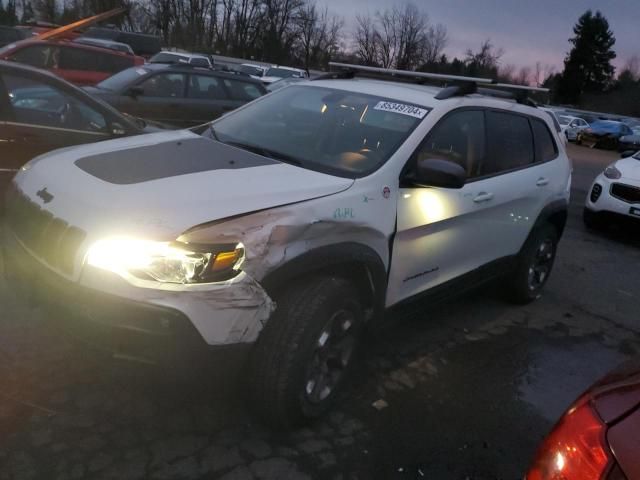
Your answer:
[611,183,640,204]
[4,184,86,275]
[590,183,603,203]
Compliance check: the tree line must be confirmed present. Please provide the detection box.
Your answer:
[1,0,638,115]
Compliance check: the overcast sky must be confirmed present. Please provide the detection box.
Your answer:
[320,0,638,73]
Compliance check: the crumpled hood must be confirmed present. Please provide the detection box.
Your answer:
[617,156,640,181]
[13,130,354,240]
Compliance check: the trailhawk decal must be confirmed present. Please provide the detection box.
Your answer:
[373,101,428,119]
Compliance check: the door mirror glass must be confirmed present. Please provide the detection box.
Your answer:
[127,86,144,97]
[413,158,466,189]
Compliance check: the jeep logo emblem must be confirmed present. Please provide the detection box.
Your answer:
[36,187,53,204]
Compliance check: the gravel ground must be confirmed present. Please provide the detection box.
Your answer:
[0,143,639,480]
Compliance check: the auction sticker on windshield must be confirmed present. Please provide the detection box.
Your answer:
[374,101,428,119]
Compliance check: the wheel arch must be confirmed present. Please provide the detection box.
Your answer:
[533,199,568,239]
[260,242,388,321]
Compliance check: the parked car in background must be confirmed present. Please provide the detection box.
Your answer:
[73,37,135,55]
[618,128,640,152]
[236,63,267,79]
[260,65,308,84]
[84,63,267,128]
[526,357,640,480]
[80,28,161,58]
[265,76,306,92]
[0,25,30,48]
[584,150,640,228]
[577,120,634,150]
[558,114,590,141]
[0,40,145,85]
[150,51,213,69]
[0,60,146,193]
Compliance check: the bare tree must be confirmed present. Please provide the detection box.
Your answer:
[423,23,447,64]
[295,2,343,71]
[498,63,516,82]
[622,55,640,81]
[374,7,398,68]
[514,66,532,85]
[354,13,378,65]
[465,39,504,76]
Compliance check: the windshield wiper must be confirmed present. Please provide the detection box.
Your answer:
[224,141,302,166]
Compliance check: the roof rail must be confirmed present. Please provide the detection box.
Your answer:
[323,62,549,107]
[327,62,495,85]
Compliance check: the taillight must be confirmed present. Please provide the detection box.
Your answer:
[526,400,612,480]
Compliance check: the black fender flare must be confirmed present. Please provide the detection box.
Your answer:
[260,242,388,317]
[532,198,569,238]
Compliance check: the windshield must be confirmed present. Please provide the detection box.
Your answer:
[558,115,571,126]
[265,67,302,78]
[239,65,263,76]
[96,66,149,91]
[204,85,429,177]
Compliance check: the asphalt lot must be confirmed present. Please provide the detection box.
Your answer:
[0,143,639,480]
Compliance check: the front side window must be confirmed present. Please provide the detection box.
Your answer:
[1,74,107,133]
[483,111,534,175]
[188,75,227,100]
[415,110,485,178]
[138,73,185,98]
[265,67,300,78]
[223,79,262,101]
[205,86,429,177]
[60,46,99,71]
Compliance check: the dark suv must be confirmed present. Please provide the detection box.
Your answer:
[0,60,145,193]
[0,40,145,85]
[84,63,268,128]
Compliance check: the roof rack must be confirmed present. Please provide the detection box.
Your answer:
[323,62,549,107]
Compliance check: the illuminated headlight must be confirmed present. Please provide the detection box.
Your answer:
[604,164,622,180]
[86,237,245,284]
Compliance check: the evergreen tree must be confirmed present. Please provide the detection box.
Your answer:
[555,10,616,104]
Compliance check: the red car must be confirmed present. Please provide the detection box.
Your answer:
[0,39,145,85]
[526,358,640,480]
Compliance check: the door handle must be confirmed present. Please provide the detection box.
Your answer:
[473,192,494,203]
[536,178,549,187]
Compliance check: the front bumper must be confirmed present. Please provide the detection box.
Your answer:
[585,175,640,222]
[2,228,270,364]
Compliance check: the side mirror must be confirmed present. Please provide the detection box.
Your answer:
[411,158,467,189]
[110,122,127,136]
[127,86,144,98]
[620,150,636,159]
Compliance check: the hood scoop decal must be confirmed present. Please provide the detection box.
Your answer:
[74,137,277,185]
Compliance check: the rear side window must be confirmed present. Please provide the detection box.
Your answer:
[223,79,263,101]
[483,111,534,175]
[188,75,227,100]
[531,118,558,162]
[416,110,485,178]
[189,58,210,68]
[99,52,133,73]
[10,45,58,69]
[138,73,185,98]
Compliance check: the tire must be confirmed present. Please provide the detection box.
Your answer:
[507,225,558,304]
[247,276,364,429]
[583,207,603,230]
[576,137,582,145]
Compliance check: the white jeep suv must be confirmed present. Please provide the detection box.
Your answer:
[3,65,571,427]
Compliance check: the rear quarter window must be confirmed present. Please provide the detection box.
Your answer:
[531,118,558,162]
[483,111,534,175]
